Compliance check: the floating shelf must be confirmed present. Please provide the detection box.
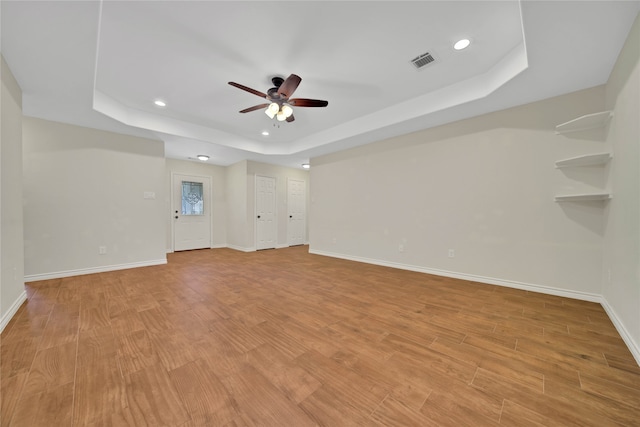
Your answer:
[554,193,612,202]
[555,153,612,168]
[555,111,613,135]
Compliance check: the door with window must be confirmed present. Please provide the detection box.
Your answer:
[173,174,211,251]
[256,175,276,250]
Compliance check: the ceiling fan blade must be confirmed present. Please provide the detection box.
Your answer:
[286,114,295,123]
[277,74,302,98]
[288,98,328,107]
[239,103,270,113]
[228,82,268,98]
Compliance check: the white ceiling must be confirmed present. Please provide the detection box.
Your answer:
[2,1,638,169]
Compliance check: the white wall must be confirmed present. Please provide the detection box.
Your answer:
[602,14,640,361]
[165,158,227,251]
[310,86,608,299]
[1,55,26,331]
[246,160,310,249]
[226,160,249,250]
[23,117,167,279]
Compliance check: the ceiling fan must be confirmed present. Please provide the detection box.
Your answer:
[228,74,328,123]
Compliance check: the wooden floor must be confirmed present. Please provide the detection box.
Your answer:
[2,246,639,426]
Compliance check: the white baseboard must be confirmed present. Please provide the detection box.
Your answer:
[226,244,308,252]
[24,259,167,282]
[600,297,640,366]
[227,245,256,252]
[0,290,27,333]
[167,244,229,254]
[308,249,601,302]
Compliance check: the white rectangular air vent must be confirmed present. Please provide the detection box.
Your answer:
[410,52,435,70]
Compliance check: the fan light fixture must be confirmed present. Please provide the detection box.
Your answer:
[265,102,294,121]
[197,155,209,161]
[230,74,328,124]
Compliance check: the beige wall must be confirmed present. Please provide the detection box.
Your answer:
[310,85,608,297]
[1,55,26,330]
[165,158,227,251]
[19,116,310,278]
[22,117,167,279]
[602,14,640,361]
[226,160,250,250]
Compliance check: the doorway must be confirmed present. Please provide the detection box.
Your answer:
[172,173,212,251]
[287,179,306,246]
[256,175,276,250]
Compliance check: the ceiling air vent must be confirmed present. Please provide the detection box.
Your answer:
[410,52,435,70]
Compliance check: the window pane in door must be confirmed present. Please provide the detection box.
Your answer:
[181,181,204,215]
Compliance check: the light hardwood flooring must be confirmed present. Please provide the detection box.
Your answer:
[2,246,639,426]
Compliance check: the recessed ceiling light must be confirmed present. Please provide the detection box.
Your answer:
[302,163,310,169]
[197,155,209,161]
[261,131,269,136]
[454,39,470,50]
[154,99,166,107]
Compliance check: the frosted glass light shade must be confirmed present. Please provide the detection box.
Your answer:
[282,104,293,118]
[265,102,279,119]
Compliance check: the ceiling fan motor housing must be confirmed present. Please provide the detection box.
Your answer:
[267,87,280,99]
[267,76,285,100]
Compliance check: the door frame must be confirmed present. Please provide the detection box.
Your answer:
[287,178,306,247]
[254,174,277,250]
[170,172,213,252]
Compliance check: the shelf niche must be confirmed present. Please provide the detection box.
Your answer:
[555,153,612,168]
[555,111,613,135]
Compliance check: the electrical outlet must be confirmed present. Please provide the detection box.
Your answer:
[99,246,107,255]
[332,237,337,244]
[448,249,455,258]
[399,244,404,252]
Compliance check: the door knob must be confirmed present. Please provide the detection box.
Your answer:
[289,215,293,218]
[257,215,261,218]
[175,210,178,214]
[175,216,178,219]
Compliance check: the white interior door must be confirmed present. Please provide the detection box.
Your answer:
[173,174,211,251]
[256,175,276,250]
[287,179,306,246]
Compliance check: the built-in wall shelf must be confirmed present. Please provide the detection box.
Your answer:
[554,193,612,202]
[553,112,613,203]
[555,111,613,135]
[555,153,612,168]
